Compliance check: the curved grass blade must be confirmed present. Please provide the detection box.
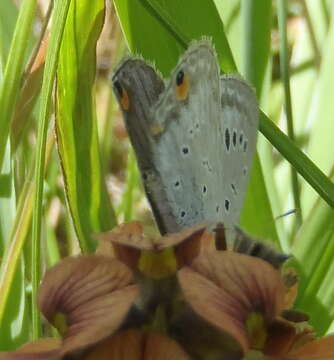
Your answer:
[295,226,334,335]
[31,0,71,339]
[277,0,302,231]
[0,144,30,350]
[259,113,334,209]
[0,132,54,344]
[241,0,272,97]
[239,1,279,243]
[56,0,116,254]
[0,0,37,169]
[293,169,334,313]
[302,17,334,214]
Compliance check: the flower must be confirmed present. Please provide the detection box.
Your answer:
[1,222,334,360]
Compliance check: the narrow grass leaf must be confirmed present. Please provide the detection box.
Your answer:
[296,228,334,335]
[0,0,37,168]
[240,154,279,244]
[259,112,334,209]
[0,0,18,67]
[277,0,302,231]
[239,1,278,242]
[293,165,334,309]
[213,0,242,68]
[0,144,29,350]
[302,17,334,214]
[31,0,71,339]
[121,149,139,222]
[56,0,116,254]
[241,0,272,97]
[0,133,54,346]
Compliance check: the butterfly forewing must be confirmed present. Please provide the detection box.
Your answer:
[150,42,222,231]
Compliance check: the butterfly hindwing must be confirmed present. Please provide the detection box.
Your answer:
[112,58,165,170]
[218,76,258,226]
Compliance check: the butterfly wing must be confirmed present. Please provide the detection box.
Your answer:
[112,58,175,231]
[148,41,222,232]
[218,75,258,226]
[112,58,165,171]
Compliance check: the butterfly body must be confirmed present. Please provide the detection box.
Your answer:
[112,40,258,235]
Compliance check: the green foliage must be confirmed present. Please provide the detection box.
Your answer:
[0,0,333,351]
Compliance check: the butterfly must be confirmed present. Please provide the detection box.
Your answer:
[112,40,258,236]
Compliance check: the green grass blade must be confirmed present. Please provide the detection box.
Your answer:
[305,0,329,47]
[259,112,334,209]
[56,0,116,254]
[295,227,334,334]
[293,171,334,298]
[31,0,71,339]
[11,39,46,152]
[11,4,52,152]
[214,0,241,67]
[302,16,334,214]
[0,144,29,350]
[239,1,278,242]
[312,231,334,334]
[0,0,37,169]
[0,0,18,67]
[122,149,139,222]
[241,0,272,97]
[0,134,54,345]
[277,0,302,230]
[240,154,279,244]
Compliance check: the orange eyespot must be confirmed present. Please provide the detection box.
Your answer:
[120,89,130,111]
[175,69,189,101]
[114,80,130,111]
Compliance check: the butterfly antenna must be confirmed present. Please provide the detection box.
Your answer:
[275,209,297,220]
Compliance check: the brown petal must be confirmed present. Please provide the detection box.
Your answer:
[264,318,297,356]
[82,330,190,360]
[265,310,312,357]
[0,339,60,360]
[38,255,139,355]
[178,251,286,351]
[157,223,207,250]
[163,227,214,267]
[287,335,334,359]
[95,222,151,269]
[96,221,150,250]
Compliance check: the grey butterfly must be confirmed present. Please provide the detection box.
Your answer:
[112,40,258,236]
